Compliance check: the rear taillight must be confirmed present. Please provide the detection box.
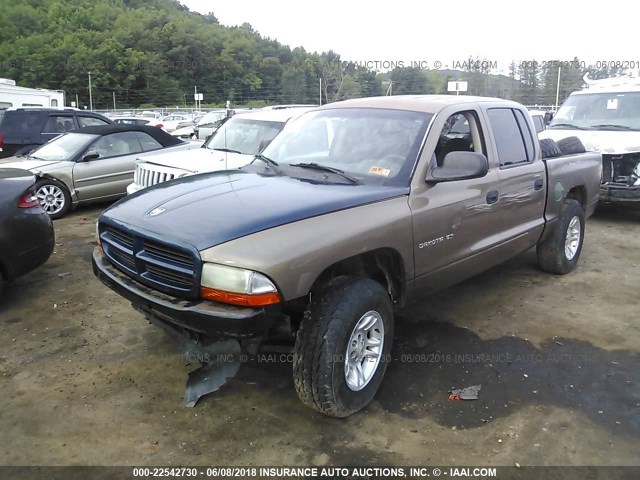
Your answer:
[0,133,4,151]
[18,190,39,208]
[156,123,163,129]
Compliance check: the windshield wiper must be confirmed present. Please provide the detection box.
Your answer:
[289,162,359,184]
[253,153,280,168]
[589,124,636,131]
[548,123,588,130]
[212,147,243,154]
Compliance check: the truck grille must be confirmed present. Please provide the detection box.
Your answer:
[100,225,198,298]
[134,163,179,189]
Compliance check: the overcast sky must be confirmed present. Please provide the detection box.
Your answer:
[180,0,636,74]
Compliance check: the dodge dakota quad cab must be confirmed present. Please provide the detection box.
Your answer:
[93,95,601,417]
[540,75,640,204]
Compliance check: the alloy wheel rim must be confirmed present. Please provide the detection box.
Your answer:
[36,184,65,215]
[344,310,384,391]
[564,216,581,260]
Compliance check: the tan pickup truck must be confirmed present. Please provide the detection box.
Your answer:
[93,95,602,417]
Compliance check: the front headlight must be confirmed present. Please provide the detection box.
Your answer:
[200,263,281,307]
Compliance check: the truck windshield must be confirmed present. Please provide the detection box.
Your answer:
[260,108,432,186]
[550,92,640,131]
[204,118,285,155]
[28,133,98,161]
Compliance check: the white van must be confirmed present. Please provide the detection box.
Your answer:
[540,75,640,204]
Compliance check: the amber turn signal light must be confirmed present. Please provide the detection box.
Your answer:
[200,287,281,307]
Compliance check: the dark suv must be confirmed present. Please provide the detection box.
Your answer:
[0,108,113,159]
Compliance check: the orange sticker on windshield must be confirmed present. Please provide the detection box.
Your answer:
[369,166,391,177]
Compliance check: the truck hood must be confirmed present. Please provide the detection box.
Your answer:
[0,158,60,171]
[138,148,252,174]
[102,171,409,251]
[540,129,640,155]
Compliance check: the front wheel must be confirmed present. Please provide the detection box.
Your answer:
[35,178,71,219]
[537,199,585,274]
[293,278,394,418]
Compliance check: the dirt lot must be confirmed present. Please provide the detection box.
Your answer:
[1,203,639,468]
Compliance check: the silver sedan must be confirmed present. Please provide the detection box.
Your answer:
[0,125,198,219]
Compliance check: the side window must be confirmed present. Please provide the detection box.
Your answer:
[91,132,143,159]
[78,115,110,127]
[487,108,529,167]
[135,132,162,151]
[43,115,75,133]
[435,111,485,166]
[514,110,535,160]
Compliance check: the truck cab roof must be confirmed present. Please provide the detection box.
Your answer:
[316,94,523,114]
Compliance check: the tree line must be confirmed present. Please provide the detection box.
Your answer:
[0,0,626,109]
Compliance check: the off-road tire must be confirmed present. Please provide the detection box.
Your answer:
[292,278,394,418]
[34,178,72,220]
[540,138,563,159]
[557,136,586,155]
[537,199,585,274]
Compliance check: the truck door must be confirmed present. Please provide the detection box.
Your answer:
[410,107,502,293]
[484,108,546,253]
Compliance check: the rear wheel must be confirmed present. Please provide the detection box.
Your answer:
[537,199,585,274]
[293,278,394,418]
[35,178,71,220]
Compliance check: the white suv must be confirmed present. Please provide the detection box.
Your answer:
[127,107,315,194]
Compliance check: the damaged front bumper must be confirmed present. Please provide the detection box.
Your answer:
[92,246,280,338]
[601,153,640,204]
[600,183,640,203]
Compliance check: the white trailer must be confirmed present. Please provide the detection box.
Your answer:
[0,78,65,108]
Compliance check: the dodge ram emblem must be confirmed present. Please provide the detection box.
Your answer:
[149,207,166,217]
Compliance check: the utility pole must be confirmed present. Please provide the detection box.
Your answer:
[319,78,322,106]
[194,85,198,111]
[88,72,93,111]
[555,66,562,110]
[75,94,79,108]
[112,91,116,111]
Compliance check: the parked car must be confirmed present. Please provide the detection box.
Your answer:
[540,75,640,205]
[93,95,601,417]
[0,107,112,159]
[194,109,231,140]
[161,114,195,133]
[112,117,164,129]
[0,125,199,219]
[126,107,315,194]
[0,168,55,297]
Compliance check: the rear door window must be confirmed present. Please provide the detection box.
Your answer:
[43,115,76,133]
[487,108,530,166]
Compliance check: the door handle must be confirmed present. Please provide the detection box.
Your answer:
[486,190,499,204]
[534,179,544,191]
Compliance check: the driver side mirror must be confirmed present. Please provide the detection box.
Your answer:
[82,150,100,161]
[427,151,489,183]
